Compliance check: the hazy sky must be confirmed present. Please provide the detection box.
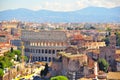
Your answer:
[0,0,120,11]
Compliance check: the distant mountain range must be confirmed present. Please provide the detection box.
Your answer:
[0,6,120,23]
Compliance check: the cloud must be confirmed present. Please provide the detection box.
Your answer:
[38,0,120,11]
[37,1,76,11]
[75,0,120,9]
[0,0,120,11]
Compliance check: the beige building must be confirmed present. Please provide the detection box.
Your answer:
[21,30,69,62]
[1,21,18,29]
[86,32,119,71]
[51,46,88,80]
[83,41,106,49]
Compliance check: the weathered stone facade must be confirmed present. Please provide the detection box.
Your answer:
[99,33,116,70]
[51,46,88,80]
[21,30,69,62]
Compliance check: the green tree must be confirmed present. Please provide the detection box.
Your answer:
[0,57,3,61]
[13,50,21,56]
[3,57,12,68]
[50,76,68,80]
[0,61,6,69]
[115,32,120,46]
[13,50,21,61]
[98,58,109,72]
[0,68,4,76]
[106,27,112,32]
[5,52,15,59]
[103,37,110,46]
[0,57,13,69]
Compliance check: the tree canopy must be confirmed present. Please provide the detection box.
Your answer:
[0,56,13,69]
[50,76,68,80]
[0,49,28,77]
[98,58,109,72]
[106,27,112,32]
[115,32,120,46]
[0,68,4,76]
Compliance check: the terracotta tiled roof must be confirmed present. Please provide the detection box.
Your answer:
[73,34,84,40]
[88,57,94,68]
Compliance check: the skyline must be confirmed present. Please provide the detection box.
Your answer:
[0,0,120,11]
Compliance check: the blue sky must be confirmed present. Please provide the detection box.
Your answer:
[0,0,120,11]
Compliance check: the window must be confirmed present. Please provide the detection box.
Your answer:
[48,42,50,46]
[25,48,27,52]
[36,49,38,53]
[41,42,43,46]
[32,42,33,46]
[51,42,53,46]
[28,48,30,52]
[49,57,51,62]
[27,48,29,52]
[30,42,32,46]
[62,42,64,46]
[38,43,40,46]
[35,43,37,46]
[45,57,47,61]
[45,49,47,53]
[42,49,44,53]
[36,49,37,53]
[49,50,51,54]
[39,57,41,61]
[55,43,57,46]
[57,43,59,46]
[52,50,55,54]
[59,43,62,46]
[44,42,46,46]
[42,57,44,61]
[57,50,60,52]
